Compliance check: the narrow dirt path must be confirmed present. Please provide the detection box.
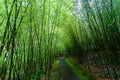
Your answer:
[59,58,80,80]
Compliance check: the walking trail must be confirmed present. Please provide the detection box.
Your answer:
[59,58,80,80]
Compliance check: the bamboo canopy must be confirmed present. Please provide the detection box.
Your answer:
[0,0,120,80]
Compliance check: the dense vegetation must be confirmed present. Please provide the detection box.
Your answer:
[0,0,120,80]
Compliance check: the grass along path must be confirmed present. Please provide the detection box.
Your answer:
[49,60,59,80]
[66,58,97,80]
[50,58,96,80]
[59,58,79,80]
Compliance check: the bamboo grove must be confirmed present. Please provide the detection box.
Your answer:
[0,0,120,80]
[0,0,63,79]
[64,0,120,79]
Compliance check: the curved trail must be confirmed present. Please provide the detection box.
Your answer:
[59,59,80,80]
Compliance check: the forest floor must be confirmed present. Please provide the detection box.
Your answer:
[49,58,96,80]
[49,58,80,80]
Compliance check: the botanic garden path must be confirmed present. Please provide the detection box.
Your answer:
[59,58,80,80]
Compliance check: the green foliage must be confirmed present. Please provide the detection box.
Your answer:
[0,0,120,79]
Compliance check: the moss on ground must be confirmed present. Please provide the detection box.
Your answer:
[66,58,97,80]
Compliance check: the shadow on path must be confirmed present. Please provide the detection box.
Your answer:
[59,58,80,80]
